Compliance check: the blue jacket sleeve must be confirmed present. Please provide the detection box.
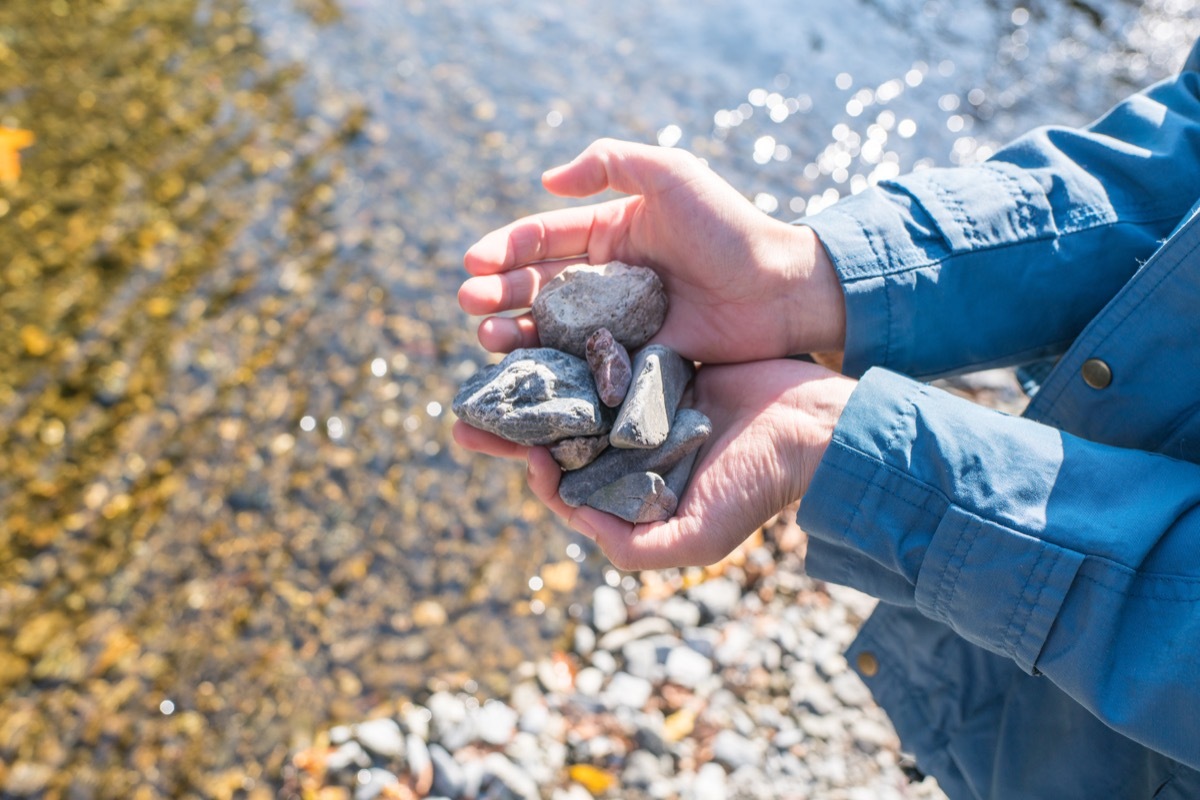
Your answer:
[799,367,1200,769]
[803,58,1200,380]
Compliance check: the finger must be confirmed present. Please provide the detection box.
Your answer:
[541,137,699,199]
[452,420,530,460]
[477,313,539,353]
[525,446,578,522]
[458,258,587,316]
[464,203,621,276]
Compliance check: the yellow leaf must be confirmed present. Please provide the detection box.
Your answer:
[0,127,35,183]
[568,764,616,795]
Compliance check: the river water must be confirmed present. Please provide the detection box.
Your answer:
[0,0,1196,795]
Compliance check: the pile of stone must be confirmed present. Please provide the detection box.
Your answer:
[453,262,710,524]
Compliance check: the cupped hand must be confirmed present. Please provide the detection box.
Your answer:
[453,359,856,570]
[458,139,846,364]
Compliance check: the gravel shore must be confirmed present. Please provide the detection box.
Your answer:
[285,514,948,800]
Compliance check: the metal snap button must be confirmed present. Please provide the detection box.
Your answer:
[856,651,880,678]
[1081,358,1112,390]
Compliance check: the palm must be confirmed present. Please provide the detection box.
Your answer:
[589,359,851,569]
[459,139,843,362]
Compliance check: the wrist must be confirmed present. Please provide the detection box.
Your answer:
[781,369,858,502]
[761,222,847,357]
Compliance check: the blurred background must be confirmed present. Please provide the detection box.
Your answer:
[1,0,1196,796]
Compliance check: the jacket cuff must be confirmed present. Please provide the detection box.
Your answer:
[798,367,1084,674]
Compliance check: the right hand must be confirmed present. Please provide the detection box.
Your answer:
[454,358,856,570]
[458,138,846,364]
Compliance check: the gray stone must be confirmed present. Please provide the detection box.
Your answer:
[573,666,605,697]
[475,699,518,746]
[692,762,730,800]
[712,729,764,770]
[428,743,466,799]
[326,740,372,773]
[353,717,405,760]
[659,596,702,629]
[406,734,432,788]
[620,638,662,682]
[663,448,699,500]
[452,348,609,446]
[549,435,608,470]
[610,345,693,449]
[585,471,678,523]
[687,576,742,620]
[601,671,653,711]
[665,645,714,689]
[355,768,400,800]
[559,408,712,507]
[573,623,596,656]
[591,585,627,633]
[586,327,633,407]
[531,261,668,358]
[481,752,540,800]
[596,616,674,652]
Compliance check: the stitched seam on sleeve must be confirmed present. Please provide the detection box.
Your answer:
[999,543,1043,657]
[1008,549,1056,659]
[816,458,945,521]
[931,515,973,620]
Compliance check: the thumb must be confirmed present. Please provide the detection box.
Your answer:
[542,138,698,199]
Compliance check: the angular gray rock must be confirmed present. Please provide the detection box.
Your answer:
[548,435,608,471]
[662,448,699,500]
[585,471,678,523]
[559,408,712,507]
[585,328,633,407]
[610,345,693,449]
[531,261,668,358]
[452,348,609,446]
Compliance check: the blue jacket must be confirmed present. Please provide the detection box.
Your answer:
[798,38,1200,799]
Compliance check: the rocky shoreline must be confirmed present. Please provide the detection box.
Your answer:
[284,515,946,800]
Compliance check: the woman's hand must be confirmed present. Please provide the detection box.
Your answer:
[453,359,856,570]
[458,139,846,364]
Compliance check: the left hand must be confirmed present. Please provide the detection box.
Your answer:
[453,359,856,570]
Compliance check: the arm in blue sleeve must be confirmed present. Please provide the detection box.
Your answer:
[799,368,1200,768]
[802,56,1200,380]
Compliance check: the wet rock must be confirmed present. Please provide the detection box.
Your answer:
[610,345,693,450]
[531,261,668,358]
[590,585,627,633]
[452,348,609,446]
[585,328,632,407]
[558,408,711,507]
[585,471,678,523]
[549,435,608,471]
